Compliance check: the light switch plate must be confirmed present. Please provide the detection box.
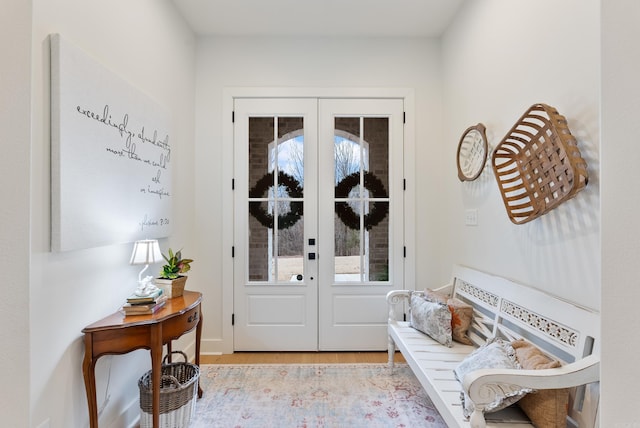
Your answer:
[465,209,478,226]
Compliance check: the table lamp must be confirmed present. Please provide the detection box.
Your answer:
[130,239,163,296]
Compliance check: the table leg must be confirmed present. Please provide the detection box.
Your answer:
[150,324,163,428]
[196,308,203,398]
[82,334,99,428]
[166,341,172,363]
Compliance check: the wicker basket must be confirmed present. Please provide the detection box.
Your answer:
[492,103,588,224]
[139,351,200,428]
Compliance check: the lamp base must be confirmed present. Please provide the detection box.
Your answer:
[134,275,159,297]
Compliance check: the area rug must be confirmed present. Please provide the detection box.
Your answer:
[189,363,447,428]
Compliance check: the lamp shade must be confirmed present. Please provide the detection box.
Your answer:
[130,239,163,265]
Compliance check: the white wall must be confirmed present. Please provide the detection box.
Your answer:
[601,2,640,426]
[1,1,32,426]
[193,36,445,353]
[440,0,601,310]
[29,1,196,427]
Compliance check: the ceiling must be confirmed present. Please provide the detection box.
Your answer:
[171,0,465,38]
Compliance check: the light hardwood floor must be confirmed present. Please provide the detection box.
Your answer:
[201,351,406,365]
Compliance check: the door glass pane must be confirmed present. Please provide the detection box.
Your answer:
[367,201,389,281]
[248,116,305,283]
[333,117,390,283]
[334,202,360,281]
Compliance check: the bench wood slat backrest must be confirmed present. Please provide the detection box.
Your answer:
[449,265,599,365]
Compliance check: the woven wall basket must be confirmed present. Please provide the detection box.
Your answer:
[492,103,588,224]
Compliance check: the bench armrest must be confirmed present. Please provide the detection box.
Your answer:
[462,354,600,428]
[386,285,453,322]
[463,353,600,393]
[386,290,411,322]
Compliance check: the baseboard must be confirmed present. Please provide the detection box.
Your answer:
[201,337,225,354]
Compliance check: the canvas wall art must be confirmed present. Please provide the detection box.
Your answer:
[50,34,172,251]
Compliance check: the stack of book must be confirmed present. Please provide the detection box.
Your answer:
[122,288,167,316]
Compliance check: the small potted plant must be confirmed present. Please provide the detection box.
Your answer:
[154,248,194,298]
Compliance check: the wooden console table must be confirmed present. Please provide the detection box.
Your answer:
[82,290,203,428]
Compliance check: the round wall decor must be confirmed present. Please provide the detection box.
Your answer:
[456,123,488,181]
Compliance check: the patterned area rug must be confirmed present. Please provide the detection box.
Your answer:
[189,363,447,428]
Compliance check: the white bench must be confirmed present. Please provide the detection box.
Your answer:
[386,265,600,428]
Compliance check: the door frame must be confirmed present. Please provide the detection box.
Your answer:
[220,87,416,354]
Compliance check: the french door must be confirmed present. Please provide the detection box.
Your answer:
[233,98,404,351]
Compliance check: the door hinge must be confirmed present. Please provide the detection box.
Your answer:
[232,111,235,123]
[403,179,406,190]
[232,313,235,325]
[403,246,407,258]
[232,246,235,258]
[232,178,235,190]
[403,313,407,322]
[403,112,406,124]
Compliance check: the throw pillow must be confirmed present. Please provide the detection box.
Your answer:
[409,295,452,347]
[424,288,449,304]
[518,389,570,428]
[425,288,474,345]
[511,339,569,428]
[511,338,561,369]
[454,339,532,418]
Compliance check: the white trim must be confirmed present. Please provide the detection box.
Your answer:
[221,87,416,353]
[403,92,416,292]
[225,86,414,100]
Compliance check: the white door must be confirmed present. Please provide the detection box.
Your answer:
[318,99,404,350]
[233,98,404,351]
[233,98,319,351]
